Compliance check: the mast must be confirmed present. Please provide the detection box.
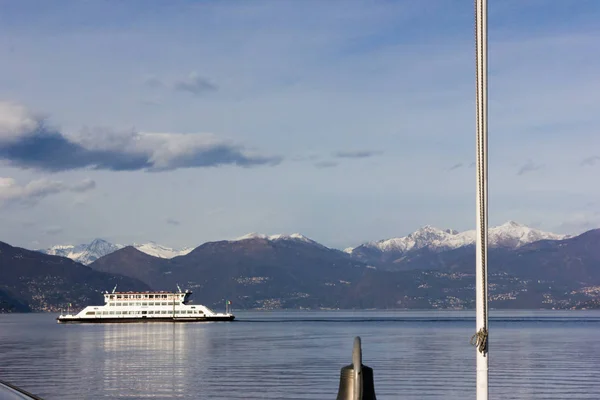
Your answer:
[473,0,489,399]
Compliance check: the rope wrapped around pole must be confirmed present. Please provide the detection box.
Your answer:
[474,0,489,399]
[470,328,488,354]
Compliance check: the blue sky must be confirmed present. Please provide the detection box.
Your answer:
[0,0,599,250]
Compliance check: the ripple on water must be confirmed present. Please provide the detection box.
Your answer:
[0,311,599,399]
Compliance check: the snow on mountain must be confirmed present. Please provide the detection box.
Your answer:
[346,221,569,256]
[233,232,327,248]
[43,244,81,258]
[42,239,124,265]
[40,239,191,265]
[38,221,568,266]
[132,242,192,259]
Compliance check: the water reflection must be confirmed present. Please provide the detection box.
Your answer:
[1,312,599,399]
[50,321,221,399]
[100,323,192,398]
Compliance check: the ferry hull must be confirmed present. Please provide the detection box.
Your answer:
[57,289,234,324]
[57,315,235,324]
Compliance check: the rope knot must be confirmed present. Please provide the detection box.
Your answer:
[470,328,488,354]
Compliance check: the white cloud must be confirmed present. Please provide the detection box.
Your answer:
[0,177,96,206]
[71,178,96,192]
[1,2,599,248]
[517,161,544,176]
[173,72,217,95]
[0,101,44,144]
[334,150,384,159]
[143,71,217,95]
[0,102,281,171]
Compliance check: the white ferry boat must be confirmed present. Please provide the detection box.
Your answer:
[57,288,235,323]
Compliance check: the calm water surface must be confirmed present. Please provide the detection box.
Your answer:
[1,310,599,399]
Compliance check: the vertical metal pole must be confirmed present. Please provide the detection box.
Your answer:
[475,0,489,399]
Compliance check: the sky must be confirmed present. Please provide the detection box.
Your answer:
[0,0,599,250]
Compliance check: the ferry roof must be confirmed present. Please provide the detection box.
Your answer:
[108,291,191,294]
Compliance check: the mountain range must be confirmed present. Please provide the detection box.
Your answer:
[82,226,600,310]
[0,241,149,312]
[39,239,192,265]
[2,221,598,312]
[344,221,569,268]
[38,221,564,266]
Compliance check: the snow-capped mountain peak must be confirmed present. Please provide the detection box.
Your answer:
[368,225,460,253]
[235,232,269,241]
[269,233,315,244]
[233,232,325,247]
[488,221,568,248]
[346,221,569,256]
[42,239,123,265]
[40,239,191,264]
[132,242,192,259]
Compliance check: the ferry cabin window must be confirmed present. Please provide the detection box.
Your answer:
[142,302,148,306]
[86,311,95,315]
[115,302,121,306]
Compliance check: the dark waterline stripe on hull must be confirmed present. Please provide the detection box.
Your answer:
[57,316,235,324]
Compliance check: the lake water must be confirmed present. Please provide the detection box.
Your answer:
[1,310,599,399]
